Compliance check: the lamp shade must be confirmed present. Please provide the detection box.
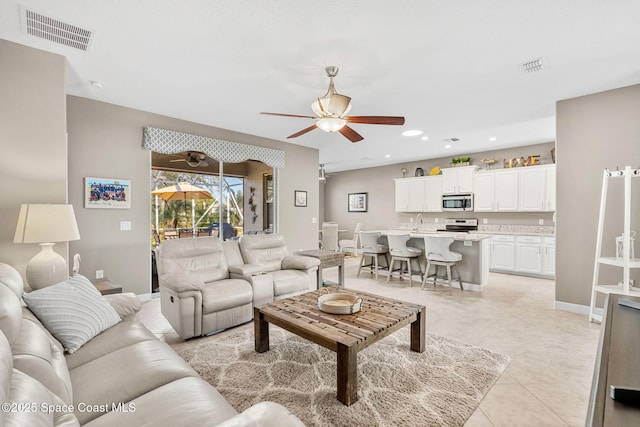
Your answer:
[14,204,80,244]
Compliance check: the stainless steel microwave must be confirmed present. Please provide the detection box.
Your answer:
[442,193,474,211]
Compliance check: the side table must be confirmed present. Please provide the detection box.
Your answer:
[90,277,123,296]
[296,249,345,288]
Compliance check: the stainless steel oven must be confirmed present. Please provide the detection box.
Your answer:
[442,193,474,211]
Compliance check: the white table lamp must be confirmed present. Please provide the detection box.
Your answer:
[14,204,81,289]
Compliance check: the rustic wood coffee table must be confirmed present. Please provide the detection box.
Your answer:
[254,286,426,406]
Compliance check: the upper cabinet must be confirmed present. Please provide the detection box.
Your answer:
[474,169,518,212]
[442,166,476,194]
[517,164,555,212]
[474,165,555,212]
[396,164,555,213]
[394,175,442,212]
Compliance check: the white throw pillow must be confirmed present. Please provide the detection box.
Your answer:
[23,274,121,353]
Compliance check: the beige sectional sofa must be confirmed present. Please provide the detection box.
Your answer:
[157,234,320,339]
[0,262,305,426]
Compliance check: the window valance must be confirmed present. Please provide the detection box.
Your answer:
[143,126,285,168]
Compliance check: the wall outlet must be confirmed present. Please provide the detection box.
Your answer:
[409,217,414,223]
[311,217,317,224]
[120,221,131,231]
[434,218,439,223]
[538,219,544,225]
[483,218,488,224]
[96,270,104,279]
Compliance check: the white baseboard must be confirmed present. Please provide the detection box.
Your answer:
[554,300,592,315]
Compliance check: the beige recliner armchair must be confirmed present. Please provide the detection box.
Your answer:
[157,236,263,339]
[239,233,320,299]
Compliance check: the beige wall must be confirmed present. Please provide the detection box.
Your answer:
[323,142,556,234]
[0,39,68,281]
[67,96,320,294]
[556,84,640,307]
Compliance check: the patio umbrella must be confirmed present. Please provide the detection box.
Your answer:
[152,182,213,235]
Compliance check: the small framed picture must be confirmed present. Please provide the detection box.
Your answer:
[85,177,131,209]
[294,190,307,207]
[348,192,368,212]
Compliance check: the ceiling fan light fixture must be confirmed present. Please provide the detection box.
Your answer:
[317,117,347,132]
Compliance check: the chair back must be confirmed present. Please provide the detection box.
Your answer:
[239,233,289,272]
[321,223,339,251]
[424,235,459,262]
[351,223,363,246]
[387,234,415,257]
[360,231,387,254]
[157,236,229,281]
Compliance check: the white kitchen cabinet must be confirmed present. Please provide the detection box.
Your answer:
[423,175,443,212]
[407,178,425,211]
[545,165,556,211]
[442,166,476,194]
[473,173,494,212]
[474,169,518,211]
[518,167,547,211]
[394,179,410,212]
[518,164,556,212]
[542,236,556,276]
[515,235,543,274]
[490,235,515,271]
[494,169,519,211]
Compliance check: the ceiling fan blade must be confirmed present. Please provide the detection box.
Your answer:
[169,159,186,162]
[339,125,364,143]
[346,116,405,125]
[261,112,317,119]
[327,94,352,117]
[287,124,318,139]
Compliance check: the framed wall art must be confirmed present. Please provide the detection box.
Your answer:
[294,190,307,207]
[84,177,131,209]
[348,192,368,212]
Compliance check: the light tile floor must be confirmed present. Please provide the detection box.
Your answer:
[138,257,602,427]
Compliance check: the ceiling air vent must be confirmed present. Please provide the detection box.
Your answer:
[443,137,460,143]
[22,9,93,51]
[522,57,546,73]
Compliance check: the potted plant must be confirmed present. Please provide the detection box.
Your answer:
[451,157,471,167]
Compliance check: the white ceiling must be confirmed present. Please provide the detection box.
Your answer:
[2,0,640,173]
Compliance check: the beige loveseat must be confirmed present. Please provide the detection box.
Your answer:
[157,234,319,339]
[0,262,305,426]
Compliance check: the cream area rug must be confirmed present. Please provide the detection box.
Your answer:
[171,323,510,427]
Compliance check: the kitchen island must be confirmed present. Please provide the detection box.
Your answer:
[378,230,491,291]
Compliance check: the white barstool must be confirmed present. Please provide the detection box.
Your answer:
[357,231,389,280]
[422,235,463,291]
[386,234,423,286]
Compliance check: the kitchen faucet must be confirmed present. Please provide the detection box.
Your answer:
[416,214,423,225]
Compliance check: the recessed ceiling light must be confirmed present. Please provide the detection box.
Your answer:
[444,144,452,149]
[90,80,104,88]
[421,136,429,141]
[385,154,391,158]
[488,137,497,141]
[402,130,423,137]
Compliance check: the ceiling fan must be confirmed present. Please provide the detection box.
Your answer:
[261,66,405,143]
[169,151,209,167]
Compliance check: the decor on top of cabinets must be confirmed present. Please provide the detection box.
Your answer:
[401,167,408,178]
[85,177,131,209]
[451,157,471,167]
[294,190,307,207]
[481,158,497,169]
[348,192,368,212]
[415,167,424,177]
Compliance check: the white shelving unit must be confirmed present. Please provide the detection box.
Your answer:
[589,166,640,323]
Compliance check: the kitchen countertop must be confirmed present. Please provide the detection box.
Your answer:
[395,223,555,237]
[383,229,491,241]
